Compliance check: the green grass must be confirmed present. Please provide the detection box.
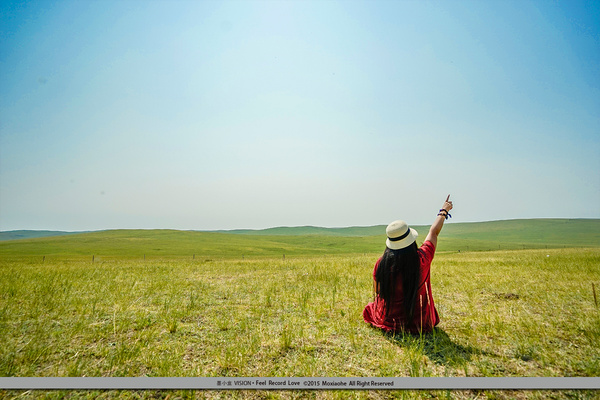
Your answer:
[1,250,600,399]
[1,219,598,259]
[0,229,383,259]
[1,219,599,399]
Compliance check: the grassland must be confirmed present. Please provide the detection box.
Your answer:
[0,219,599,399]
[1,219,598,259]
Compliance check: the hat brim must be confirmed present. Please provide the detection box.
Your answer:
[386,228,418,250]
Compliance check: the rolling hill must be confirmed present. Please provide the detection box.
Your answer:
[0,219,598,258]
[0,230,86,241]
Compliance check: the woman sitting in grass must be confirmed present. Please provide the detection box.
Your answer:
[363,195,453,334]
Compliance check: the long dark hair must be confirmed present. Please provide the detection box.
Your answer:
[374,242,420,320]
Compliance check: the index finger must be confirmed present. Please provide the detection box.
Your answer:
[446,194,450,202]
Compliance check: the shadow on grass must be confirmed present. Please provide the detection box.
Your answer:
[384,328,486,367]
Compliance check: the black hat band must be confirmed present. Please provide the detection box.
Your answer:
[388,228,411,242]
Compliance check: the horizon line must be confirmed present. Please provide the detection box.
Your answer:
[1,217,599,233]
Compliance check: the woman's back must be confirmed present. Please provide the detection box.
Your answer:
[362,195,452,334]
[364,240,439,333]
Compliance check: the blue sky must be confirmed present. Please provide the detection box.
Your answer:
[1,0,598,231]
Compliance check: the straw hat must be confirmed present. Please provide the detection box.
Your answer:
[386,220,418,250]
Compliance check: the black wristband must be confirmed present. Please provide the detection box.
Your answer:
[438,209,451,220]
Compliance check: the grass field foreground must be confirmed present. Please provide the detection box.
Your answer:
[1,246,599,399]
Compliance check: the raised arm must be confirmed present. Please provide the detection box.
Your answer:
[424,195,453,249]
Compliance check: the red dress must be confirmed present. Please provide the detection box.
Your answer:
[362,240,440,334]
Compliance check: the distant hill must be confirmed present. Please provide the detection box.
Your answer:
[431,218,600,250]
[0,230,85,241]
[0,219,598,258]
[218,225,386,236]
[217,219,600,247]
